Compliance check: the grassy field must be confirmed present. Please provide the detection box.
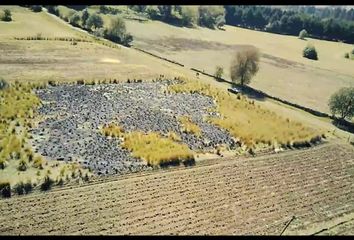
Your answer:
[0,6,186,84]
[168,79,322,149]
[0,6,86,39]
[122,19,354,114]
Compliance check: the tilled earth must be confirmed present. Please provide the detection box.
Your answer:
[0,142,353,235]
[30,81,238,175]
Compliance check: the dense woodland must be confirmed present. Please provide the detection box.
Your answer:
[225,6,354,43]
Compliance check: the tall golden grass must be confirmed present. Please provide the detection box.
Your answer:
[178,116,202,137]
[100,122,125,138]
[122,131,194,166]
[168,79,322,149]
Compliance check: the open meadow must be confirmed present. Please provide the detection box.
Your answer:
[121,19,354,114]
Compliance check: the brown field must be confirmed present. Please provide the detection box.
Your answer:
[123,19,354,114]
[1,6,354,236]
[0,142,353,235]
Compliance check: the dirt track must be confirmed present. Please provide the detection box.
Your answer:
[1,142,353,235]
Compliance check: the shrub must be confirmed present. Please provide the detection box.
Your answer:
[146,6,161,19]
[298,29,308,40]
[303,44,318,60]
[1,9,12,22]
[345,53,349,58]
[0,78,9,90]
[18,158,28,171]
[40,175,54,191]
[86,13,103,30]
[14,181,25,195]
[24,180,32,194]
[198,6,225,29]
[0,182,11,198]
[30,5,42,12]
[0,159,8,169]
[57,177,64,186]
[214,66,224,80]
[83,173,89,182]
[33,155,44,169]
[47,5,59,16]
[69,12,81,27]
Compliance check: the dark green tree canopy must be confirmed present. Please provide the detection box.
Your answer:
[328,87,354,120]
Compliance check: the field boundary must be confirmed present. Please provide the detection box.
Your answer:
[1,140,333,201]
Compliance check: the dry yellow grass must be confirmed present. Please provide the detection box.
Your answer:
[178,116,202,137]
[100,122,125,138]
[122,131,194,166]
[166,131,182,142]
[168,79,322,148]
[0,81,89,186]
[125,19,354,113]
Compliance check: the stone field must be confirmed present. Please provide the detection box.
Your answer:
[30,81,238,175]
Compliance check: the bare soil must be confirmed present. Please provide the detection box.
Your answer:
[1,142,353,235]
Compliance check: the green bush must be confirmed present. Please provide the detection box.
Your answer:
[344,52,349,59]
[298,29,308,40]
[0,78,9,90]
[40,175,54,191]
[30,5,42,12]
[69,12,81,27]
[0,182,11,198]
[14,181,25,195]
[1,9,12,22]
[18,159,28,171]
[198,6,225,29]
[24,180,33,194]
[303,44,318,60]
[86,13,103,30]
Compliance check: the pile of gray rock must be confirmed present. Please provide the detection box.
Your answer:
[30,81,238,175]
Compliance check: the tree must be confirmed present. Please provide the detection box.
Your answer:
[69,12,81,27]
[180,6,199,27]
[46,5,59,16]
[1,9,12,22]
[303,44,318,60]
[328,87,354,120]
[86,13,103,30]
[104,17,133,46]
[146,5,161,19]
[299,29,308,39]
[30,5,42,12]
[230,48,260,87]
[81,9,89,27]
[198,6,225,29]
[214,66,224,80]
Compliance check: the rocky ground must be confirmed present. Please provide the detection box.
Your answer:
[30,81,238,175]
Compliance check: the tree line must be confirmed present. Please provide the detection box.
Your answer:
[128,5,226,29]
[225,5,354,43]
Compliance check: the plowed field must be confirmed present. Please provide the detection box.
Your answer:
[1,142,353,235]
